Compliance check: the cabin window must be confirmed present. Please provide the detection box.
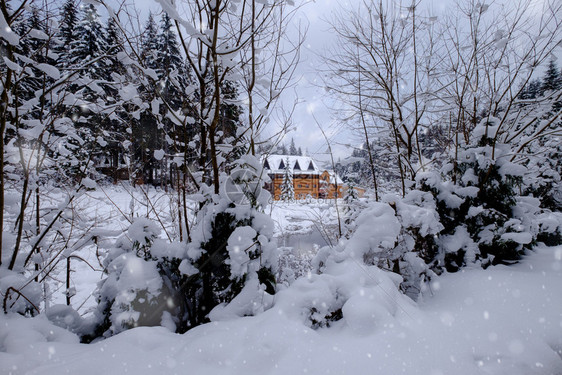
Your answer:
[307,161,315,171]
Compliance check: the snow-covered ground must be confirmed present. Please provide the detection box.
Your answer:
[2,243,561,375]
[1,186,561,375]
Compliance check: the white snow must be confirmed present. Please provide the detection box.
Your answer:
[1,245,561,374]
[1,187,561,375]
[153,149,165,161]
[0,12,20,46]
[36,63,61,80]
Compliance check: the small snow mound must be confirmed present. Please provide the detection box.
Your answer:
[154,149,165,161]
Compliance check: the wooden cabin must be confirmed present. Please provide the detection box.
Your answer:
[263,155,344,200]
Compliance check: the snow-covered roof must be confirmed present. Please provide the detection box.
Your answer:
[263,154,321,174]
[325,171,344,185]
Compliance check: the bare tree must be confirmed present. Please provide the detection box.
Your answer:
[322,0,443,196]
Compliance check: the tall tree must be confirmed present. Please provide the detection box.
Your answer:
[289,137,298,155]
[68,4,107,77]
[280,157,295,201]
[542,59,561,93]
[55,0,78,68]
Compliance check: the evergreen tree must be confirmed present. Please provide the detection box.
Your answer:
[133,12,162,184]
[418,126,529,270]
[277,143,288,155]
[289,137,298,155]
[68,4,107,77]
[14,8,48,103]
[279,157,294,201]
[343,181,359,210]
[541,59,561,93]
[155,13,188,109]
[55,0,78,68]
[343,181,361,237]
[140,13,159,71]
[103,18,126,79]
[520,79,542,100]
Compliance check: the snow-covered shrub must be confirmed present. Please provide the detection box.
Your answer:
[83,217,177,341]
[388,190,444,299]
[179,155,278,326]
[294,202,416,329]
[45,304,86,334]
[83,156,278,339]
[523,138,562,212]
[0,269,42,316]
[535,211,562,246]
[342,181,366,238]
[418,125,537,269]
[277,246,314,286]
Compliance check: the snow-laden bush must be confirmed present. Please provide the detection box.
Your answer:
[314,200,439,302]
[82,217,180,341]
[181,155,278,325]
[535,211,562,246]
[83,156,279,340]
[0,269,42,316]
[277,246,314,286]
[284,202,417,330]
[417,124,543,269]
[387,190,444,299]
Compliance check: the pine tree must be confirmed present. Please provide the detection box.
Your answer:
[541,59,561,93]
[279,157,294,201]
[103,18,126,78]
[140,13,159,71]
[520,79,542,100]
[277,143,288,155]
[55,0,78,68]
[68,4,107,77]
[155,13,188,109]
[13,7,56,104]
[289,137,298,155]
[343,181,359,211]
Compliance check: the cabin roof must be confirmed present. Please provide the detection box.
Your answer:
[262,154,321,174]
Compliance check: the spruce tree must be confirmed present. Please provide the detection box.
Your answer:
[289,137,298,155]
[133,12,161,183]
[55,0,78,68]
[155,13,188,109]
[68,4,107,78]
[541,59,561,93]
[280,157,295,201]
[140,13,159,71]
[14,7,56,105]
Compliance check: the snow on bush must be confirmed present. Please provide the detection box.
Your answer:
[0,269,42,315]
[83,155,279,340]
[181,155,278,326]
[83,217,170,340]
[277,246,314,286]
[278,202,417,330]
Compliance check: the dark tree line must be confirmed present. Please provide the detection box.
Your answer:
[5,0,243,187]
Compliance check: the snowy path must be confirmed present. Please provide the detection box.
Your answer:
[1,246,561,375]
